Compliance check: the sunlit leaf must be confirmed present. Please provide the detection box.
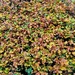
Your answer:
[4,68,9,74]
[0,13,3,17]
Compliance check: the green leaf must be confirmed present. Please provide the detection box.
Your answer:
[4,35,7,39]
[4,68,9,74]
[37,0,42,2]
[0,66,3,73]
[14,73,19,75]
[24,45,31,51]
[25,67,33,75]
[72,0,75,3]
[0,55,2,58]
[14,22,17,25]
[72,38,75,43]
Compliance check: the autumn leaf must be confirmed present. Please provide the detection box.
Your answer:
[0,13,3,17]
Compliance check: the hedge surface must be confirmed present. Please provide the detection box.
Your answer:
[0,0,75,75]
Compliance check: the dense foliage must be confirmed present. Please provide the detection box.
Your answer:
[0,0,75,75]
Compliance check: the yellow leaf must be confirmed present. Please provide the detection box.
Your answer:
[0,64,4,66]
[16,32,19,36]
[15,25,19,28]
[58,50,61,55]
[49,66,52,70]
[47,16,50,19]
[65,61,69,65]
[64,18,70,22]
[49,42,55,48]
[60,67,66,70]
[62,49,66,53]
[0,33,2,37]
[0,13,3,17]
[0,50,4,53]
[72,52,75,56]
[72,59,75,64]
[66,54,69,58]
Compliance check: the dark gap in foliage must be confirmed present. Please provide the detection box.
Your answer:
[27,35,31,39]
[28,41,32,46]
[38,33,41,38]
[6,61,13,68]
[30,54,33,57]
[45,62,51,66]
[46,8,50,11]
[16,65,28,75]
[1,29,9,33]
[32,37,34,41]
[23,45,31,51]
[51,61,56,67]
[54,34,62,39]
[63,37,71,42]
[10,70,15,74]
[72,38,75,43]
[9,47,13,50]
[44,46,49,50]
[39,60,43,66]
[9,2,12,6]
[48,71,53,75]
[37,23,41,27]
[73,69,75,73]
[16,5,21,12]
[18,39,22,44]
[32,73,36,75]
[25,10,31,15]
[66,10,75,18]
[6,38,10,41]
[62,70,69,75]
[66,43,74,47]
[61,0,65,2]
[45,62,48,66]
[7,61,13,66]
[71,52,75,57]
